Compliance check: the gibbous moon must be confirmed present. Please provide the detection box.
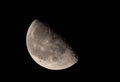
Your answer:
[26,19,78,70]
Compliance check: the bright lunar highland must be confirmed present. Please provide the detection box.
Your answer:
[26,19,78,70]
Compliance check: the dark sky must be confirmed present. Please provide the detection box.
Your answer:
[0,2,108,81]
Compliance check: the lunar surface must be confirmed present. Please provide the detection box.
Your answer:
[26,19,78,70]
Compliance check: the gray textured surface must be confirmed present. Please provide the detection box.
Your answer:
[26,19,78,70]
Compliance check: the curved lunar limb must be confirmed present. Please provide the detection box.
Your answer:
[26,19,78,70]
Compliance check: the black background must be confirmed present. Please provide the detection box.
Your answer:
[0,1,111,81]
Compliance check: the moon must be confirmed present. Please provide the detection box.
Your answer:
[26,19,78,70]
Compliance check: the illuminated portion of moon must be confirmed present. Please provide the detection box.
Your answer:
[26,19,78,70]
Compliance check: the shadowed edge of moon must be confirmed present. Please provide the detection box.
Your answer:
[26,19,78,70]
